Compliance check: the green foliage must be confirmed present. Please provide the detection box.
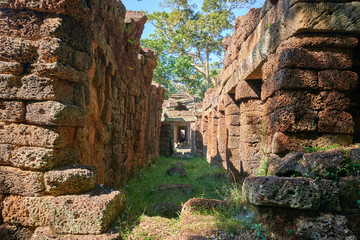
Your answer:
[142,0,254,98]
[256,121,271,176]
[115,155,273,238]
[324,159,360,184]
[304,144,341,153]
[115,156,229,236]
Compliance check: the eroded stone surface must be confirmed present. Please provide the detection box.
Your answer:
[296,214,356,240]
[2,195,53,226]
[51,188,125,234]
[8,146,78,171]
[44,165,97,196]
[31,227,119,240]
[0,224,34,240]
[243,176,339,210]
[0,100,25,122]
[0,123,75,148]
[26,101,87,126]
[0,166,44,196]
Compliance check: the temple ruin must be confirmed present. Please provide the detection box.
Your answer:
[201,0,360,237]
[160,93,203,156]
[0,0,164,238]
[0,0,359,239]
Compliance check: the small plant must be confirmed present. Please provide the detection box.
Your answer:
[256,121,271,176]
[304,144,341,153]
[252,223,269,240]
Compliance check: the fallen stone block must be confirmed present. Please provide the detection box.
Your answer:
[44,165,97,196]
[243,176,340,211]
[26,101,87,126]
[31,227,119,240]
[302,149,347,178]
[0,123,75,148]
[275,152,310,177]
[181,198,228,214]
[50,188,125,234]
[338,177,360,212]
[296,214,356,240]
[0,166,44,196]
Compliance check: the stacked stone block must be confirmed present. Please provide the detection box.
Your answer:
[263,33,358,154]
[243,147,360,238]
[0,0,165,238]
[202,0,360,178]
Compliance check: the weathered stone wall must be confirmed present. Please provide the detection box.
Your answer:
[202,0,360,178]
[202,0,360,237]
[0,0,164,238]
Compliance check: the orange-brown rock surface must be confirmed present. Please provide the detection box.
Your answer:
[0,0,165,238]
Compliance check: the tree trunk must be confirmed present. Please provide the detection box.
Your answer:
[205,50,210,90]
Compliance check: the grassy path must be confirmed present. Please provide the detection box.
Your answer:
[113,156,268,239]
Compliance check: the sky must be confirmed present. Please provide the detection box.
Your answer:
[122,0,265,39]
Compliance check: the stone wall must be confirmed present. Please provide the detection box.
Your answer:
[202,0,360,237]
[202,0,360,178]
[0,0,164,238]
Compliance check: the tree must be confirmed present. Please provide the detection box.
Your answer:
[142,0,254,97]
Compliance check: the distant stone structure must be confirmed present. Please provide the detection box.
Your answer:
[160,93,203,156]
[0,0,164,238]
[202,0,360,238]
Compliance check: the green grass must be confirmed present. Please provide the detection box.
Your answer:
[114,155,268,239]
[114,156,231,236]
[122,156,229,217]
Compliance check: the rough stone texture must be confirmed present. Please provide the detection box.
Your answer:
[202,0,360,179]
[0,0,165,238]
[338,177,360,212]
[296,214,356,240]
[0,194,4,223]
[0,123,75,148]
[2,146,78,171]
[44,165,97,196]
[302,149,347,178]
[181,198,228,214]
[243,176,340,211]
[31,227,119,240]
[0,166,44,196]
[26,101,87,126]
[2,195,54,227]
[0,224,34,240]
[201,1,360,239]
[51,189,125,235]
[0,100,25,122]
[2,188,125,235]
[166,166,187,177]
